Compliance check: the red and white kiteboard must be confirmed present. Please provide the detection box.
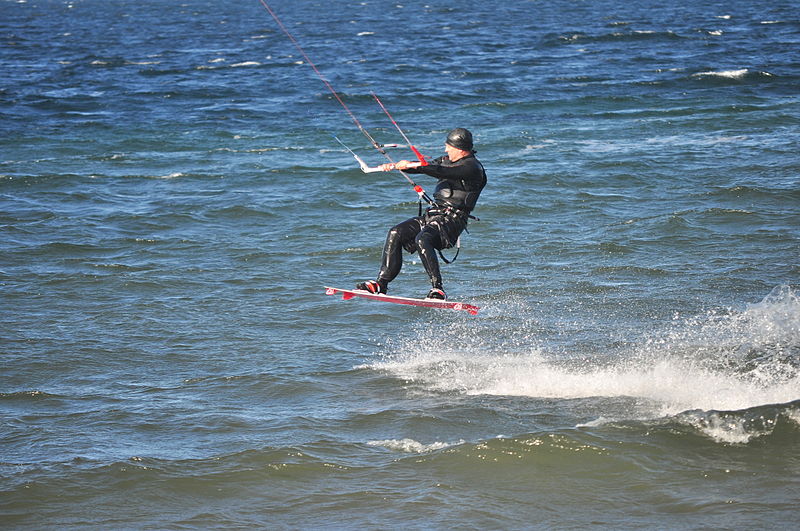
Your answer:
[324,286,480,315]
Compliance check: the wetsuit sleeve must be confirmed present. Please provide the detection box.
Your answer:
[405,157,484,185]
[403,156,446,175]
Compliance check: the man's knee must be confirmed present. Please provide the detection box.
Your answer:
[415,230,436,252]
[386,225,402,243]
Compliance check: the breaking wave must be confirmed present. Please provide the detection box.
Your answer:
[372,286,800,435]
[367,438,463,453]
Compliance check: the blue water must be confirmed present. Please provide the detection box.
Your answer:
[2,0,799,528]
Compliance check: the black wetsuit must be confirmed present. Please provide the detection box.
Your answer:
[376,153,487,291]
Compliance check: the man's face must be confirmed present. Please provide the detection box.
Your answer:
[445,143,459,160]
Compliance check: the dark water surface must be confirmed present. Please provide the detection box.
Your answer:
[2,0,799,528]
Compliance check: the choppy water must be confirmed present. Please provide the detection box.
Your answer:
[2,0,799,528]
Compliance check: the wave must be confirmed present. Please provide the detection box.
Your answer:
[582,398,800,446]
[0,390,62,401]
[371,286,800,426]
[363,405,800,468]
[542,30,684,47]
[690,68,775,83]
[367,438,462,453]
[403,406,800,474]
[672,399,800,444]
[704,185,800,201]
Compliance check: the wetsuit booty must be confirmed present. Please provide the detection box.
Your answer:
[426,288,446,300]
[356,280,387,294]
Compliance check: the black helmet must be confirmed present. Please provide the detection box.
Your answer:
[446,128,473,151]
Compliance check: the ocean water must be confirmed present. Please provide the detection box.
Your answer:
[1,0,799,528]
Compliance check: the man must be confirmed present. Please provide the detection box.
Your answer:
[356,127,487,300]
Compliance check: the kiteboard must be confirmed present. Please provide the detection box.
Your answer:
[324,287,480,315]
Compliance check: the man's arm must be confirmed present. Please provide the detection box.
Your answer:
[378,160,422,172]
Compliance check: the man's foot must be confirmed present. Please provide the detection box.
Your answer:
[356,280,386,294]
[426,288,446,300]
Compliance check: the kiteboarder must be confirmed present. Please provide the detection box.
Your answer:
[257,1,484,304]
[356,128,487,300]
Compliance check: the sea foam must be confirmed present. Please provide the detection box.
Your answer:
[373,286,800,419]
[367,438,461,453]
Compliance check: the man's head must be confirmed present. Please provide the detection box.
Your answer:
[445,128,473,161]
[446,128,473,151]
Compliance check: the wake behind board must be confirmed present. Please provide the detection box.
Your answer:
[325,287,479,315]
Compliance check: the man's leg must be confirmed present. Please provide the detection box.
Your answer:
[376,217,423,290]
[415,225,444,291]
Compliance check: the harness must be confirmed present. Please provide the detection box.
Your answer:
[417,159,486,264]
